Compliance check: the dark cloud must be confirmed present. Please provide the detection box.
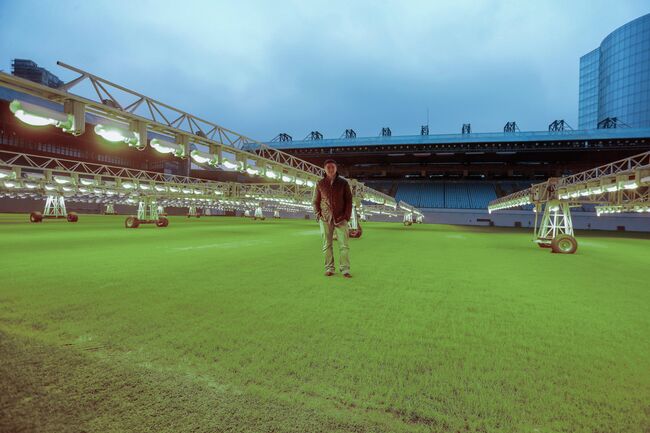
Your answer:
[1,0,648,140]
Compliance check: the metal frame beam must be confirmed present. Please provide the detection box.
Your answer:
[0,150,414,217]
[0,64,410,213]
[488,150,650,212]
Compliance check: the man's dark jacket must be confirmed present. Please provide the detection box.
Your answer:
[312,174,353,225]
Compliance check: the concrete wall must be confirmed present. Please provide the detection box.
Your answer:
[419,208,650,232]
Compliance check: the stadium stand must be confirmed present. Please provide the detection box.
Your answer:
[393,183,421,207]
[420,183,445,208]
[366,181,516,210]
[443,183,471,209]
[467,182,498,209]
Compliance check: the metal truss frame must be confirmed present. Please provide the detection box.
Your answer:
[54,62,326,178]
[0,150,413,217]
[557,151,650,188]
[536,201,573,243]
[358,204,402,218]
[488,150,650,252]
[596,188,650,215]
[0,66,316,179]
[137,197,159,221]
[0,150,225,187]
[0,63,413,213]
[489,150,650,212]
[44,194,67,217]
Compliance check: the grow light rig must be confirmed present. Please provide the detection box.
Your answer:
[0,149,419,230]
[488,151,650,253]
[0,62,422,232]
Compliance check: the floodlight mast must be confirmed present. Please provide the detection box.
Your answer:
[488,151,650,253]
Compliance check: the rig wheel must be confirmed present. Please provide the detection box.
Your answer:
[551,234,578,254]
[537,242,552,248]
[156,217,169,228]
[30,211,43,223]
[349,224,363,238]
[125,216,140,229]
[67,212,78,223]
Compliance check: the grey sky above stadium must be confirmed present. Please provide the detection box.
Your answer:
[1,0,648,140]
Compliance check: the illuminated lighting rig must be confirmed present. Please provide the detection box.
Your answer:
[0,150,316,227]
[488,151,650,253]
[0,62,422,231]
[0,149,420,229]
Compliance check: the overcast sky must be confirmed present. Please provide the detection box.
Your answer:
[1,0,648,140]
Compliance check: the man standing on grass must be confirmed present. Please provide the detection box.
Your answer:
[312,159,353,278]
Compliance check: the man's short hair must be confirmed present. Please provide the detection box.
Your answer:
[323,159,337,166]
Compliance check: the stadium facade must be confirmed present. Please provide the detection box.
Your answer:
[579,13,650,129]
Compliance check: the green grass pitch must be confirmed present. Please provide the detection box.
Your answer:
[0,213,648,432]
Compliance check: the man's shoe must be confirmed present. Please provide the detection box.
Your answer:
[325,271,335,276]
[343,272,352,278]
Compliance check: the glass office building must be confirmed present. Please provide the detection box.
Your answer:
[578,13,650,129]
[578,49,600,128]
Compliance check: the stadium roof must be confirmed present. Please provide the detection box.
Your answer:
[255,128,650,150]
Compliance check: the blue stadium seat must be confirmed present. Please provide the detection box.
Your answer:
[384,180,526,210]
[444,183,471,209]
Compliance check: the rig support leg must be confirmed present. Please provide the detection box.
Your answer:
[349,206,362,238]
[44,194,67,218]
[137,198,159,221]
[536,201,577,253]
[254,206,265,220]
